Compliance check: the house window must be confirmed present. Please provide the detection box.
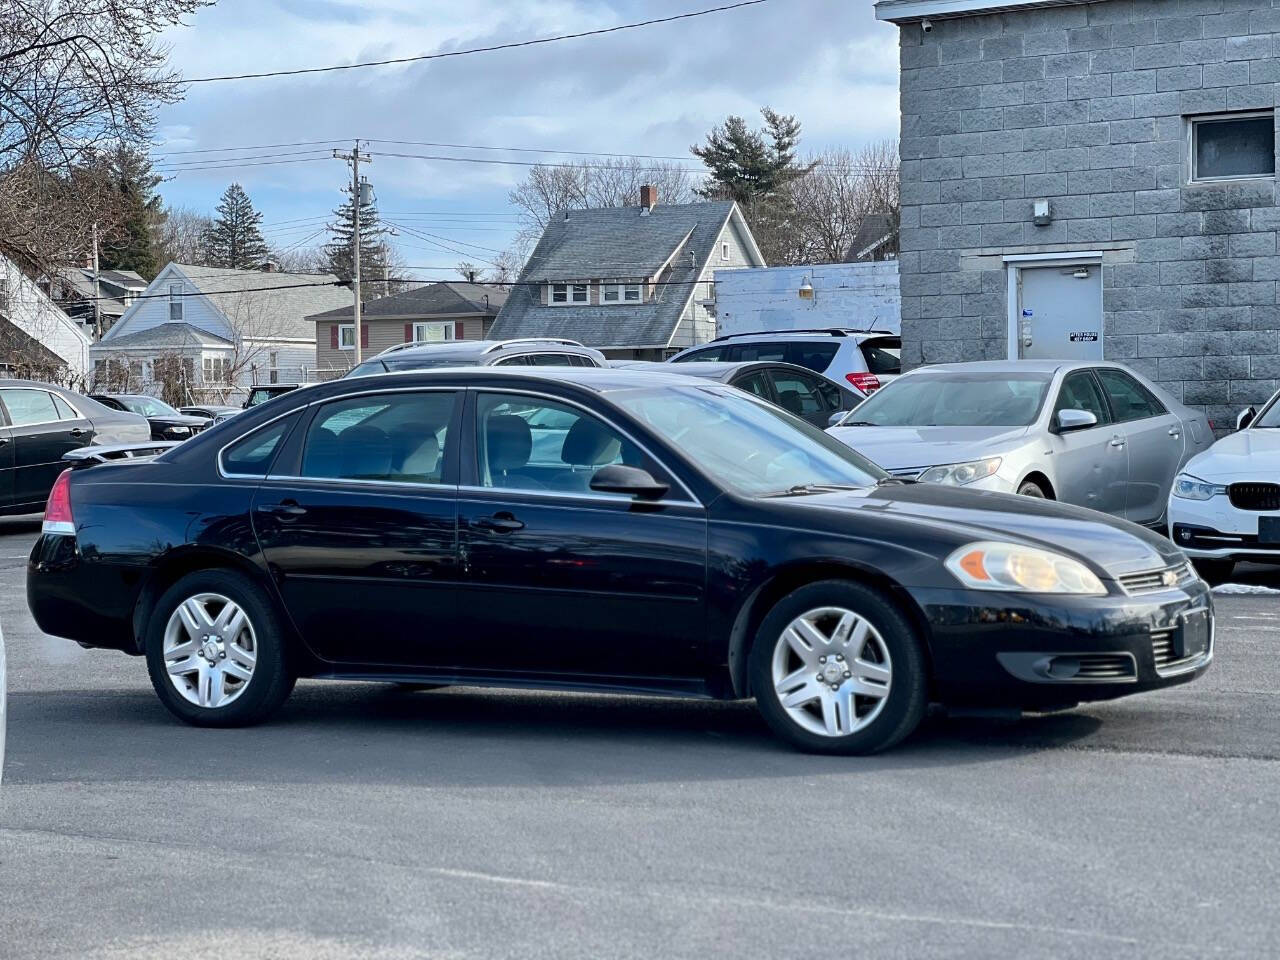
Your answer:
[168,283,183,322]
[413,321,455,342]
[203,356,230,384]
[1191,111,1276,182]
[601,282,643,304]
[0,279,9,315]
[721,241,730,261]
[549,283,588,305]
[338,324,356,349]
[269,351,278,385]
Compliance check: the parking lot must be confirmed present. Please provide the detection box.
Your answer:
[1,514,1278,959]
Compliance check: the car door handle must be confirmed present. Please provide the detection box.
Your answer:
[257,500,307,518]
[1110,436,1126,448]
[472,513,525,533]
[70,428,86,437]
[1168,427,1181,438]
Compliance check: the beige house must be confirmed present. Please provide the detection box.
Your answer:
[309,281,509,377]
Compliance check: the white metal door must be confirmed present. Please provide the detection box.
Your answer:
[1016,263,1103,361]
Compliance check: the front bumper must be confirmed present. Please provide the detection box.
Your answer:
[1168,496,1280,563]
[910,580,1214,709]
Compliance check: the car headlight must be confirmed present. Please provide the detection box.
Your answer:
[945,541,1106,595]
[164,425,190,437]
[1172,474,1226,501]
[919,457,1002,486]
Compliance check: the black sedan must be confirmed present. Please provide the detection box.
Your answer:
[28,368,1212,754]
[90,393,210,441]
[0,379,150,517]
[612,360,865,428]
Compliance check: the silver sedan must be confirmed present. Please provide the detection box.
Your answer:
[827,360,1214,526]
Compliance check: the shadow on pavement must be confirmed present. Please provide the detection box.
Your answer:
[3,680,1105,789]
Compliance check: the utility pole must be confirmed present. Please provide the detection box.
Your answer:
[91,222,102,340]
[333,142,372,365]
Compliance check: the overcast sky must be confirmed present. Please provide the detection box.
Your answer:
[154,0,899,277]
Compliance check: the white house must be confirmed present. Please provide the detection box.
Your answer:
[0,253,92,381]
[93,263,354,399]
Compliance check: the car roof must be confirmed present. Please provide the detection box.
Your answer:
[313,365,715,395]
[380,339,596,361]
[910,360,1141,376]
[707,329,896,343]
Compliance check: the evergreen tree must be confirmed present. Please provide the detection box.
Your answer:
[98,146,164,280]
[202,184,269,269]
[324,188,389,298]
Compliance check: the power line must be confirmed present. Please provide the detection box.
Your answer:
[363,138,693,162]
[156,139,349,158]
[365,149,705,173]
[383,219,506,255]
[171,2,770,85]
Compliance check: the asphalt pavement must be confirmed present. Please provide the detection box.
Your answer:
[1,513,1278,959]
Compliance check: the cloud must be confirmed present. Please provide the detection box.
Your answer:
[153,0,900,273]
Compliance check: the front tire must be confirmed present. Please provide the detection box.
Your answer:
[144,569,295,727]
[1192,558,1235,585]
[749,580,928,755]
[1017,480,1048,499]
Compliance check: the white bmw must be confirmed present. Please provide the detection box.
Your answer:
[1168,397,1280,581]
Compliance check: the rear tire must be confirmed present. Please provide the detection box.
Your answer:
[1191,559,1235,585]
[1017,480,1048,499]
[749,579,928,755]
[144,569,295,727]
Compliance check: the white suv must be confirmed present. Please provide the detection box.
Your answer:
[668,329,901,394]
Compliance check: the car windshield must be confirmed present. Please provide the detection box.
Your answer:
[840,372,1051,427]
[1253,398,1280,428]
[614,385,885,497]
[120,396,179,418]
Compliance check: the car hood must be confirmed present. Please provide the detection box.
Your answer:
[148,414,208,427]
[773,482,1181,578]
[1184,429,1280,481]
[825,425,1031,471]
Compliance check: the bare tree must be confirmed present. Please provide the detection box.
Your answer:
[0,0,210,272]
[153,205,213,267]
[790,142,900,264]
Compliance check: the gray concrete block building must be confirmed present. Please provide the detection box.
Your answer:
[875,0,1280,427]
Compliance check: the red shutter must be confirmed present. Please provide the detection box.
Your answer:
[360,324,369,348]
[330,325,338,349]
[454,321,464,340]
[404,323,413,342]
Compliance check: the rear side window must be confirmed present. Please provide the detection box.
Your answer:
[51,395,78,420]
[787,342,840,372]
[770,370,839,415]
[730,343,789,363]
[300,391,457,485]
[671,346,724,363]
[528,353,575,366]
[493,355,530,366]
[0,389,59,426]
[1095,369,1166,422]
[859,338,902,375]
[222,415,298,476]
[733,371,773,400]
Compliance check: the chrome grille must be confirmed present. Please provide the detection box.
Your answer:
[1118,563,1196,596]
[1229,483,1280,511]
[1151,631,1176,669]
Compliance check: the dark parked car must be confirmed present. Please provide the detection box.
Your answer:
[90,394,209,441]
[611,360,865,428]
[346,338,606,377]
[180,404,241,419]
[243,384,303,409]
[0,380,149,517]
[29,368,1212,754]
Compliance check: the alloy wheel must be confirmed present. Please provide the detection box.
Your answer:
[770,606,892,737]
[162,593,258,709]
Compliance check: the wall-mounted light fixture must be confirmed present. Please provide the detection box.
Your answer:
[798,276,815,301]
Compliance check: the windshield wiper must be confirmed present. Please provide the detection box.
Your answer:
[765,483,867,498]
[837,420,876,427]
[876,476,917,486]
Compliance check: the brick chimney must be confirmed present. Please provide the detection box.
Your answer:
[640,184,658,213]
[259,260,279,273]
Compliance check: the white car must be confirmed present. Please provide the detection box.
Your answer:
[1168,397,1280,581]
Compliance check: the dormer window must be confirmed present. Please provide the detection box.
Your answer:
[550,283,589,305]
[602,281,643,304]
[168,282,183,322]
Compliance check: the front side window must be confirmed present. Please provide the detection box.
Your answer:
[1192,112,1276,182]
[852,373,1052,428]
[300,391,457,484]
[222,415,298,477]
[475,393,660,494]
[1055,372,1111,426]
[615,386,884,497]
[671,346,724,363]
[338,324,355,349]
[734,371,773,400]
[771,370,838,415]
[0,389,59,426]
[1095,369,1165,422]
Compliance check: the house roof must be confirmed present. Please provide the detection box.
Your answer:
[846,213,900,262]
[875,0,1087,21]
[93,321,233,350]
[307,281,509,322]
[490,201,751,350]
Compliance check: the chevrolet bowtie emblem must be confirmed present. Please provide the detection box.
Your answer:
[1162,569,1179,587]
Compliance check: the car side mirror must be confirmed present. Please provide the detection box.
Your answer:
[1237,406,1257,431]
[827,411,847,428]
[589,464,669,500]
[1056,408,1098,433]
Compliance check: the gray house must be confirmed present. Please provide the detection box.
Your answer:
[876,0,1280,427]
[491,188,765,359]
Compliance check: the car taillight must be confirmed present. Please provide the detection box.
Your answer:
[43,468,75,536]
[846,372,881,393]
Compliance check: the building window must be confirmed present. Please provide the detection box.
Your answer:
[571,283,588,303]
[0,278,9,315]
[269,351,279,384]
[549,283,588,305]
[413,321,455,342]
[1191,111,1276,182]
[601,281,643,304]
[338,323,355,349]
[551,283,568,304]
[721,241,730,261]
[168,282,183,322]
